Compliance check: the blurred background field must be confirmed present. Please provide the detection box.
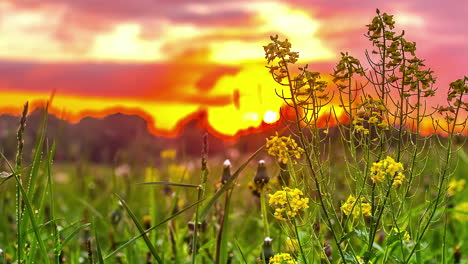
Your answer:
[1,110,467,263]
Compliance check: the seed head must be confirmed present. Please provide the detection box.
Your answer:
[221,159,232,184]
[261,237,274,263]
[254,160,270,190]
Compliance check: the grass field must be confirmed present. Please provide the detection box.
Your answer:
[1,9,468,264]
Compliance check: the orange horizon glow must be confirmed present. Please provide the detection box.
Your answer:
[0,1,466,139]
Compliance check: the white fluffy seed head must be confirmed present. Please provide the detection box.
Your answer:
[223,159,232,167]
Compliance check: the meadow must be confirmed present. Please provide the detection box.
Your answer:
[1,9,468,264]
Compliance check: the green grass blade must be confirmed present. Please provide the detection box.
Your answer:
[104,199,204,260]
[94,222,105,264]
[233,238,248,264]
[46,141,60,264]
[115,193,163,264]
[56,223,91,252]
[26,105,48,198]
[13,174,51,264]
[199,146,263,221]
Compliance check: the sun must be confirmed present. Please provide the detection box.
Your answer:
[263,110,279,124]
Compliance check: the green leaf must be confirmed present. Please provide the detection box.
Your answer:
[104,198,204,260]
[94,223,105,264]
[56,223,91,252]
[115,194,163,264]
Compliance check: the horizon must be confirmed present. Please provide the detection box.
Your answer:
[0,1,467,137]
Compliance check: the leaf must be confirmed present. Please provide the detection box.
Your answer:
[116,194,163,264]
[94,223,105,264]
[386,233,400,246]
[104,198,204,260]
[56,223,91,252]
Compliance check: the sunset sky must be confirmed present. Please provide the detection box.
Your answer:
[0,0,467,137]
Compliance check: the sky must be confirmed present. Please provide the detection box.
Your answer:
[0,0,466,137]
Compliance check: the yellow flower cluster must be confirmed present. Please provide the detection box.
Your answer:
[160,149,176,160]
[392,227,411,241]
[266,133,304,164]
[356,256,372,264]
[447,178,466,196]
[269,188,309,221]
[353,97,389,135]
[340,195,372,217]
[285,238,299,253]
[370,156,405,184]
[269,253,298,264]
[453,202,468,222]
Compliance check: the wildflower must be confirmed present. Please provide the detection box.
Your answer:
[453,202,468,222]
[356,256,372,264]
[392,227,411,241]
[266,133,304,164]
[220,159,232,184]
[254,160,270,190]
[160,149,176,160]
[340,195,372,217]
[144,167,158,182]
[269,187,309,221]
[285,238,299,253]
[370,156,404,184]
[392,172,406,186]
[354,125,370,134]
[269,253,298,264]
[447,178,466,196]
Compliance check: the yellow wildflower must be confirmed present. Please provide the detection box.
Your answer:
[378,119,389,129]
[160,149,176,160]
[266,133,304,164]
[447,178,466,196]
[453,202,468,222]
[285,238,299,253]
[269,187,309,221]
[368,116,379,124]
[356,256,372,264]
[392,172,405,187]
[269,253,298,264]
[144,167,158,182]
[370,156,404,184]
[354,125,370,134]
[361,199,372,216]
[392,227,411,241]
[340,195,372,217]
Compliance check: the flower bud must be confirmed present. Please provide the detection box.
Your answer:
[261,237,274,263]
[221,159,232,184]
[143,215,151,230]
[254,160,270,190]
